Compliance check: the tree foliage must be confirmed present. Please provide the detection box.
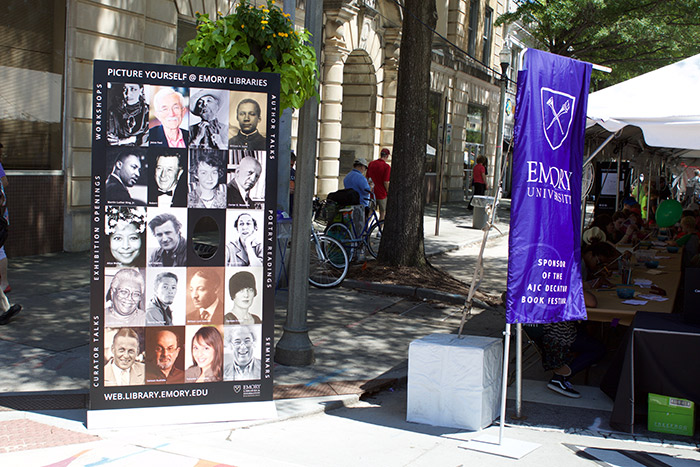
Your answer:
[378,0,438,268]
[497,0,700,89]
[179,0,318,110]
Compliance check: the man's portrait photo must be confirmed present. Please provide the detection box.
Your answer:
[224,269,262,325]
[107,82,150,146]
[188,149,227,209]
[104,267,146,328]
[224,324,262,381]
[145,327,185,385]
[186,267,224,325]
[189,88,228,150]
[147,148,187,208]
[104,327,145,387]
[105,206,147,268]
[147,209,187,267]
[227,151,264,209]
[228,92,267,151]
[145,268,186,326]
[225,210,263,267]
[106,148,148,205]
[149,86,189,148]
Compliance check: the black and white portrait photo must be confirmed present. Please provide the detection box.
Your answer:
[223,324,262,381]
[147,148,187,208]
[228,92,267,151]
[106,147,148,205]
[226,151,265,209]
[146,208,188,267]
[188,149,227,209]
[107,82,150,147]
[189,88,228,150]
[105,206,147,268]
[225,210,263,267]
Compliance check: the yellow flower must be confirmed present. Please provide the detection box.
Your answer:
[241,24,245,28]
[263,9,269,13]
[261,20,268,24]
[267,45,271,49]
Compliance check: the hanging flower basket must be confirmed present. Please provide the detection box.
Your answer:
[179,0,318,111]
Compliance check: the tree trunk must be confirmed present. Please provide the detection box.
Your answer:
[377,0,437,268]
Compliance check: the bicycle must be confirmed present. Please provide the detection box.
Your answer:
[322,195,384,261]
[308,208,349,288]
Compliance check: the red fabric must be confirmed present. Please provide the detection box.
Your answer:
[367,158,391,199]
[472,163,486,186]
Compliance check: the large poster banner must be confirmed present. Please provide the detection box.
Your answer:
[506,49,592,324]
[88,61,279,424]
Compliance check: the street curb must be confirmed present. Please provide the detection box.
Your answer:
[342,279,494,310]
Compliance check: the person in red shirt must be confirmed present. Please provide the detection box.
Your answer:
[367,148,391,220]
[468,155,487,210]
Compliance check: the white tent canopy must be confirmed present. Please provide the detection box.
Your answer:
[586,53,700,151]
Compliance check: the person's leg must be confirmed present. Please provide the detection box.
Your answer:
[377,197,387,221]
[568,328,606,376]
[0,246,9,291]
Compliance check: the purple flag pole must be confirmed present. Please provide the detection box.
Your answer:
[506,49,592,324]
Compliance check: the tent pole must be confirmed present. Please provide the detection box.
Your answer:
[616,157,621,210]
[584,131,617,167]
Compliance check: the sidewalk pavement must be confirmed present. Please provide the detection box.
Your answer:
[1,199,699,465]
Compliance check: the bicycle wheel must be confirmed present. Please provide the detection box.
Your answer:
[308,235,349,288]
[325,222,355,260]
[366,220,384,258]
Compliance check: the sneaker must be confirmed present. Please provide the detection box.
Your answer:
[547,374,581,398]
[0,304,22,325]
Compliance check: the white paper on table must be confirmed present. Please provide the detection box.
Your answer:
[645,269,665,275]
[652,241,667,247]
[634,278,653,287]
[637,294,669,302]
[655,255,671,259]
[622,299,649,306]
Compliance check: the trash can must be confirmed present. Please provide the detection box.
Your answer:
[471,195,495,229]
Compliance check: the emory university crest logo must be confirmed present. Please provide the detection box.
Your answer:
[540,87,576,151]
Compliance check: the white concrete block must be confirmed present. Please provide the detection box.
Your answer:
[407,333,503,431]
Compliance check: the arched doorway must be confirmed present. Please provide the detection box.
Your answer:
[339,50,378,182]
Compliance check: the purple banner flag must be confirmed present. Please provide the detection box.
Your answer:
[506,49,592,324]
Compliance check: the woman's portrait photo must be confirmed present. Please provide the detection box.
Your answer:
[105,206,147,268]
[188,149,227,209]
[225,210,264,267]
[224,269,262,325]
[104,267,147,328]
[185,325,224,383]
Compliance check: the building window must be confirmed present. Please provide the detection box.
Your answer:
[0,0,66,170]
[466,104,486,144]
[177,18,197,60]
[467,0,479,58]
[482,7,493,66]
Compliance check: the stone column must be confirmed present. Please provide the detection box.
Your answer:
[317,25,348,196]
[379,32,400,153]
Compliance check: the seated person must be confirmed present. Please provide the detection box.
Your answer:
[531,319,606,398]
[668,216,699,268]
[581,240,620,286]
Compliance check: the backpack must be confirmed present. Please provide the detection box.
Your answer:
[327,188,360,207]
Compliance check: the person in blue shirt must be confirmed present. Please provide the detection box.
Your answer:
[343,158,372,208]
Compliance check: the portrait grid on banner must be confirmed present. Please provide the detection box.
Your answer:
[90,61,279,419]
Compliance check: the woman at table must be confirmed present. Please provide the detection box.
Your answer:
[581,241,620,288]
